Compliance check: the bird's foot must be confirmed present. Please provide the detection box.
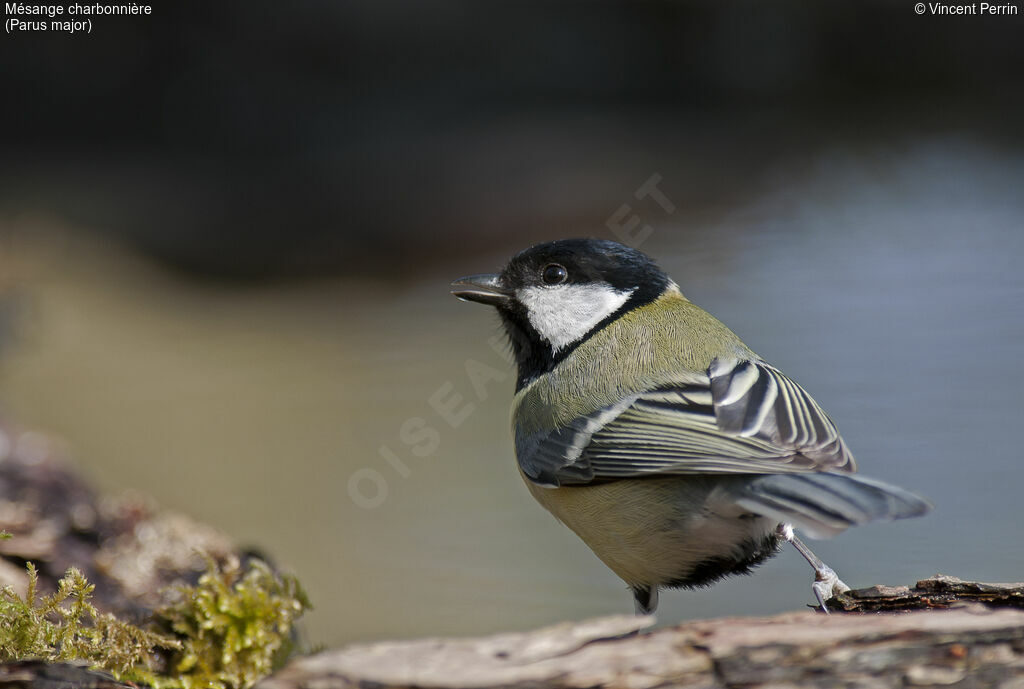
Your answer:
[779,525,850,614]
[811,564,850,613]
[632,585,659,615]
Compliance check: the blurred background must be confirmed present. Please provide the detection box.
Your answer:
[2,0,1023,647]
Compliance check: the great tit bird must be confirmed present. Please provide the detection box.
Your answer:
[451,238,930,615]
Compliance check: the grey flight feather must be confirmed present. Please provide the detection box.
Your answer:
[517,358,856,487]
[733,472,933,539]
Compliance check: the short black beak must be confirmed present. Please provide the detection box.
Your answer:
[450,273,512,306]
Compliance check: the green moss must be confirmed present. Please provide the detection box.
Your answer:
[0,562,179,684]
[160,557,311,689]
[0,557,311,689]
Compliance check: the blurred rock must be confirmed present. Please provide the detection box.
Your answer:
[0,660,131,689]
[0,418,236,621]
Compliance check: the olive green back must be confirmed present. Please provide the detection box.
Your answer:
[512,290,757,435]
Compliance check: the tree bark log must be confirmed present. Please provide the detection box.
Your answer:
[258,582,1024,689]
[830,574,1024,612]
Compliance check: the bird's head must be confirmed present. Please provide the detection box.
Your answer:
[451,238,672,387]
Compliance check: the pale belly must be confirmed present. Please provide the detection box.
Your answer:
[524,474,781,589]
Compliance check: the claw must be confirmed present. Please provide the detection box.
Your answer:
[811,565,849,612]
[778,524,850,614]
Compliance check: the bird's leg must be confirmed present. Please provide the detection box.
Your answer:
[777,524,849,613]
[631,585,658,615]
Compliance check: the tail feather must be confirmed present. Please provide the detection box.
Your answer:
[734,472,931,539]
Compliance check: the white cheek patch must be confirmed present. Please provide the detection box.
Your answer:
[517,284,635,353]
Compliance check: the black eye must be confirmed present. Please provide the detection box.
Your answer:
[541,263,568,285]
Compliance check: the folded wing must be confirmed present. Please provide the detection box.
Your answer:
[517,358,855,487]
